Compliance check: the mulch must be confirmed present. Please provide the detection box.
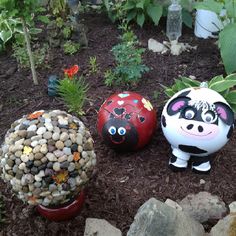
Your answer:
[0,13,235,236]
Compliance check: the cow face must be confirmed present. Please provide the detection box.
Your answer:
[166,96,234,140]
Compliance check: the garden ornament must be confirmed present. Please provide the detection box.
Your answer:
[97,91,157,151]
[48,75,59,97]
[0,110,96,221]
[161,83,234,174]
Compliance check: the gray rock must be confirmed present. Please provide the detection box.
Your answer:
[27,131,36,139]
[43,131,52,140]
[60,161,69,169]
[210,214,236,236]
[229,202,236,213]
[84,218,122,236]
[127,198,205,236]
[178,192,227,223]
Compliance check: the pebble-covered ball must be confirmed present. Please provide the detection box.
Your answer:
[97,91,157,151]
[0,110,96,206]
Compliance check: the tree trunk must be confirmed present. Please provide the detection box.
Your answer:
[21,18,38,85]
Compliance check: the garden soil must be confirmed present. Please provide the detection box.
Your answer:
[0,13,235,236]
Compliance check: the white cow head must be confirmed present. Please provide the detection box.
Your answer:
[161,88,234,156]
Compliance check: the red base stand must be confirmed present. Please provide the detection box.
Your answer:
[37,191,85,221]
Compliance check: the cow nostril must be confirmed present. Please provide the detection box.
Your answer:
[187,124,194,130]
[198,126,204,132]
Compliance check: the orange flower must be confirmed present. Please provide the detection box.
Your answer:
[63,65,79,79]
[73,152,80,161]
[52,170,69,184]
[27,111,44,120]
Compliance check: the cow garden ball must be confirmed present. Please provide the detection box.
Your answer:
[161,87,234,173]
[0,110,96,206]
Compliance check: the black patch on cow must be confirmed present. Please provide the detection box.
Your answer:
[107,100,112,105]
[161,115,166,127]
[178,145,207,154]
[110,113,115,119]
[169,154,186,172]
[227,125,234,139]
[114,108,125,115]
[139,116,145,123]
[190,155,210,165]
[167,96,191,116]
[178,89,191,97]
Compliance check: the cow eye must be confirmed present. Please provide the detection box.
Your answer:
[202,111,216,123]
[108,126,116,135]
[118,127,126,135]
[184,108,195,120]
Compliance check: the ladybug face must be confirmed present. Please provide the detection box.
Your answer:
[102,118,138,150]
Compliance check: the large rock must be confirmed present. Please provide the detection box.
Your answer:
[210,213,236,236]
[84,218,122,236]
[178,192,227,223]
[229,202,236,213]
[127,198,205,236]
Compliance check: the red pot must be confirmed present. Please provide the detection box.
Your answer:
[37,191,85,221]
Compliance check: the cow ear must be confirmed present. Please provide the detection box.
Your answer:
[214,102,234,125]
[167,96,190,116]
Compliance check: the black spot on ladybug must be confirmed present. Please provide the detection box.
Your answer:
[114,108,125,115]
[110,113,115,119]
[139,116,145,123]
[107,100,112,105]
[161,115,166,127]
[125,114,131,120]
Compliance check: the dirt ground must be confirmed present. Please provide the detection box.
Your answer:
[0,13,235,235]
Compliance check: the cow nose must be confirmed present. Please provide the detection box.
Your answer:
[187,124,194,130]
[198,125,204,132]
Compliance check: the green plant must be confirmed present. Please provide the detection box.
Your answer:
[58,65,89,115]
[104,28,149,86]
[49,0,68,17]
[123,0,163,27]
[0,0,49,85]
[194,0,236,74]
[162,74,236,112]
[62,26,72,39]
[13,42,50,69]
[89,56,99,74]
[63,40,80,55]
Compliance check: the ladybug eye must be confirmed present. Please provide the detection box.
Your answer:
[118,127,126,135]
[108,126,116,135]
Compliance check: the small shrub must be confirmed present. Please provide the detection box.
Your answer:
[57,65,89,115]
[13,43,49,69]
[104,28,149,86]
[63,40,80,55]
[89,56,99,75]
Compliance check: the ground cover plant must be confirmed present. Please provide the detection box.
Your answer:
[0,2,236,236]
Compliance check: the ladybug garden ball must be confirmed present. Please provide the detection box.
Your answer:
[161,87,234,173]
[97,91,157,151]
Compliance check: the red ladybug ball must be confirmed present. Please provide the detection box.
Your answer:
[97,91,157,151]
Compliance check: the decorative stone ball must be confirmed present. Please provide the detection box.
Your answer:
[0,110,96,206]
[97,91,157,151]
[161,87,234,173]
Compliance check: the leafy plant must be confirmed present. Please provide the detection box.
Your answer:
[102,0,194,28]
[0,0,48,85]
[13,42,50,69]
[194,0,236,74]
[63,40,80,55]
[123,0,163,27]
[57,65,89,115]
[162,74,236,112]
[89,56,99,75]
[104,28,149,86]
[49,0,68,18]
